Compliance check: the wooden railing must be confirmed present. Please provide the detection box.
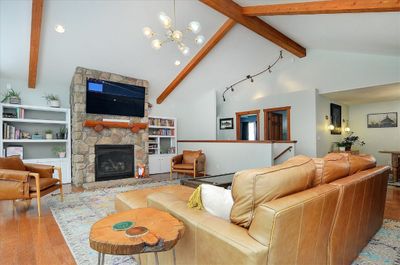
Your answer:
[274,146,293,161]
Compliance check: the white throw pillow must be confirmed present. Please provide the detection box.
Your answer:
[201,184,234,221]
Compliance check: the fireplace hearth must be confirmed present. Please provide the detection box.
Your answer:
[95,145,134,181]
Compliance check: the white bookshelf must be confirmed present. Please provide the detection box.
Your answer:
[148,116,177,174]
[0,103,71,183]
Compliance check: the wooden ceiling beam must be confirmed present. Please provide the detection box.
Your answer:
[28,0,44,88]
[157,19,236,104]
[242,0,400,16]
[200,0,306,58]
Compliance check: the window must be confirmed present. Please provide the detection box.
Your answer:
[264,106,291,141]
[235,110,260,141]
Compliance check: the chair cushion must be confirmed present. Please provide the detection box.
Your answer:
[349,154,376,175]
[29,178,59,192]
[173,163,194,170]
[25,163,54,178]
[182,150,202,164]
[0,156,26,171]
[230,155,315,228]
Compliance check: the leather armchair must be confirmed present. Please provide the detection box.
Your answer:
[170,150,206,179]
[0,156,63,216]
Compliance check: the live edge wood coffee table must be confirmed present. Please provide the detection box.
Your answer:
[89,208,184,265]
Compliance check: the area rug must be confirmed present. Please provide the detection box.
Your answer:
[48,183,400,265]
[46,180,179,265]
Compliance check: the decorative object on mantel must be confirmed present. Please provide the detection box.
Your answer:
[335,132,365,152]
[142,0,205,58]
[367,112,398,128]
[43,94,61,108]
[83,120,148,133]
[1,88,21,105]
[222,51,283,102]
[135,162,147,178]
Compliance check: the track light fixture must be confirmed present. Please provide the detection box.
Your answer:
[222,51,283,102]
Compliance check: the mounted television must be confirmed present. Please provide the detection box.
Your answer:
[86,78,145,117]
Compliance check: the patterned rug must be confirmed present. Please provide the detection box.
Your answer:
[47,182,400,265]
[46,180,179,265]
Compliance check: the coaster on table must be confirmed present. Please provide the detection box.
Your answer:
[112,221,135,231]
[125,226,149,238]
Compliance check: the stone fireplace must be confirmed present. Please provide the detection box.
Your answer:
[95,145,135,181]
[70,67,149,185]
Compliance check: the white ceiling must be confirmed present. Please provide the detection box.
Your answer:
[0,0,399,103]
[323,82,400,105]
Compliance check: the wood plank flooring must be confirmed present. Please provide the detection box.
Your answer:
[1,185,400,265]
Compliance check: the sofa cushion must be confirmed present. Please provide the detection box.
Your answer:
[173,163,194,170]
[0,156,26,171]
[182,150,202,164]
[349,154,376,175]
[230,155,315,228]
[320,153,350,184]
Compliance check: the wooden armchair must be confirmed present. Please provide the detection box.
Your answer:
[170,150,206,179]
[0,156,63,216]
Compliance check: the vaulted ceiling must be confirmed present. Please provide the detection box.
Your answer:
[0,0,399,105]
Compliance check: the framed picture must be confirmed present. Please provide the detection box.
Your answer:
[330,103,342,135]
[367,112,398,128]
[220,118,234,130]
[6,146,24,159]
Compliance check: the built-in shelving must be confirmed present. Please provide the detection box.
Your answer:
[148,116,177,174]
[0,103,71,183]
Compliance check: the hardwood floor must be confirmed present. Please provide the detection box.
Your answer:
[1,185,400,265]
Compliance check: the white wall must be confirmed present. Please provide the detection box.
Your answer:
[349,100,400,166]
[217,89,317,157]
[316,94,349,157]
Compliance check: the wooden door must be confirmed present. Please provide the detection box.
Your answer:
[270,113,283,140]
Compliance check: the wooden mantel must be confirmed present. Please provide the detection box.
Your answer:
[83,120,147,133]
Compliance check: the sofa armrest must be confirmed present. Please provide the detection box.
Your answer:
[24,163,54,178]
[171,154,183,165]
[248,184,339,265]
[0,169,30,182]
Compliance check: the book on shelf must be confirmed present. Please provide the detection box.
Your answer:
[149,118,174,127]
[3,107,25,119]
[3,122,26,140]
[149,128,175,136]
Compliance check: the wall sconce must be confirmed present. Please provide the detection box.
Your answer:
[326,115,335,131]
[343,119,351,132]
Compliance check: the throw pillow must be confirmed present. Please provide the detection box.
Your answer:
[201,184,233,221]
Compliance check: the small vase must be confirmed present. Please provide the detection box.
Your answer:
[9,96,21,105]
[339,147,346,152]
[49,100,60,108]
[45,133,53,140]
[58,152,66,158]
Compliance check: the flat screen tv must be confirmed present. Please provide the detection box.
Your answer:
[86,78,145,117]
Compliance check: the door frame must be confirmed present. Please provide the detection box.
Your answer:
[235,110,260,140]
[263,106,291,141]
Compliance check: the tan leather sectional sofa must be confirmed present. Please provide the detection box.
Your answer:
[115,153,390,265]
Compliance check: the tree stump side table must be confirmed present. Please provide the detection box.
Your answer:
[89,208,185,265]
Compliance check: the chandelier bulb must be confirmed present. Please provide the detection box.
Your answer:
[142,27,154,38]
[151,39,162,50]
[174,60,181,66]
[172,30,183,41]
[195,35,205,45]
[158,12,172,29]
[188,21,201,34]
[180,46,190,56]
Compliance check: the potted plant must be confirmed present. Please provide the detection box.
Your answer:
[336,132,365,151]
[56,127,67,139]
[43,94,60,108]
[2,88,21,104]
[45,129,53,140]
[52,145,66,158]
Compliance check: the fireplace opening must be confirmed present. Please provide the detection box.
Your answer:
[95,145,134,181]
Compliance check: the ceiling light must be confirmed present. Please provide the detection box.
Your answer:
[174,60,181,66]
[142,0,204,57]
[54,24,65,33]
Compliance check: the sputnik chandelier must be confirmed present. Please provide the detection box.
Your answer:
[142,0,205,57]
